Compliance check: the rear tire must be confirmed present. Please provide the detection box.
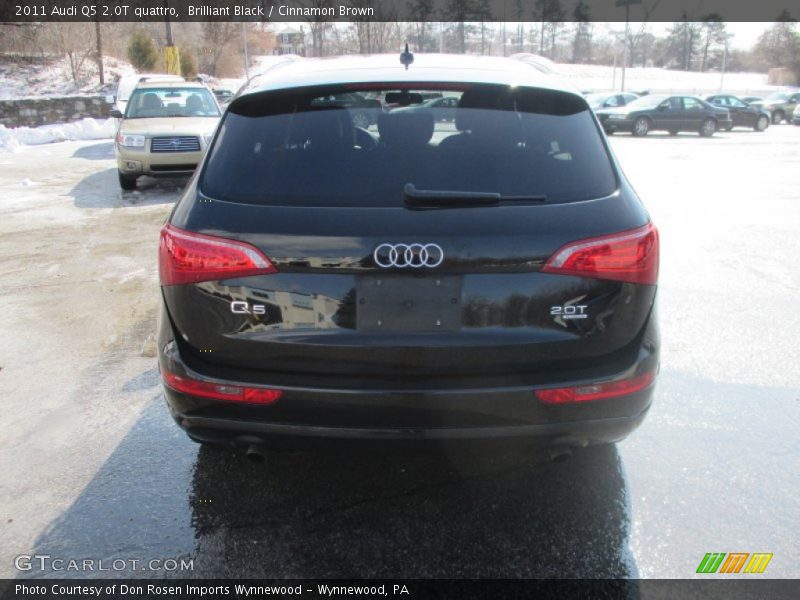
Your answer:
[772,110,784,125]
[700,118,716,137]
[632,117,650,137]
[118,171,137,191]
[755,115,769,132]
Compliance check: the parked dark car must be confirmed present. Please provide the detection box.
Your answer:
[158,54,660,461]
[587,92,640,128]
[586,92,639,110]
[392,95,460,122]
[749,90,800,124]
[597,94,731,137]
[424,95,459,121]
[740,96,763,104]
[212,88,235,107]
[704,94,770,131]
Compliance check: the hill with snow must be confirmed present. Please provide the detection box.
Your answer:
[0,55,135,100]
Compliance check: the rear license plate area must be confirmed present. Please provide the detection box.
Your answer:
[356,275,463,332]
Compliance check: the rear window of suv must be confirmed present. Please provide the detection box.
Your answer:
[201,84,616,206]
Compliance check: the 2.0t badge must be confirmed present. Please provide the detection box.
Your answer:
[550,303,588,320]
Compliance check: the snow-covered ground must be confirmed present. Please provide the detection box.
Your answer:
[0,118,116,153]
[0,55,135,100]
[557,63,773,95]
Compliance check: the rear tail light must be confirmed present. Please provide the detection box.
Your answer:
[162,369,283,405]
[535,370,655,405]
[542,223,659,285]
[159,223,276,285]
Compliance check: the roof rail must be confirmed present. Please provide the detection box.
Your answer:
[249,55,303,83]
[509,53,559,75]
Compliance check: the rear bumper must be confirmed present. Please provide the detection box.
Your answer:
[159,312,659,449]
[172,406,651,447]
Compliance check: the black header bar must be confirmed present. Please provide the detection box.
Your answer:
[0,0,797,23]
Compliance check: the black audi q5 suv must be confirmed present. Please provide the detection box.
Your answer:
[158,53,659,458]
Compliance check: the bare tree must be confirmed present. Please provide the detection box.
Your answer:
[622,0,661,67]
[699,15,727,71]
[514,0,525,52]
[665,13,702,70]
[407,0,435,51]
[750,13,800,78]
[46,23,95,87]
[202,22,239,75]
[350,1,401,54]
[572,0,592,63]
[303,0,334,57]
[534,0,565,58]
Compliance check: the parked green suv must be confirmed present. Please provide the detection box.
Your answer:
[751,91,800,124]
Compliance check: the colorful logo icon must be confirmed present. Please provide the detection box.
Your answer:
[696,552,773,574]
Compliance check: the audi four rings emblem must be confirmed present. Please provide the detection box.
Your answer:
[373,243,444,268]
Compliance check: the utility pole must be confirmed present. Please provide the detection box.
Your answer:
[163,1,181,75]
[719,36,729,92]
[616,0,641,92]
[621,4,629,91]
[242,22,250,79]
[94,20,104,86]
[612,43,617,91]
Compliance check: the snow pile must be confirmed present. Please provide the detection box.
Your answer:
[0,118,116,152]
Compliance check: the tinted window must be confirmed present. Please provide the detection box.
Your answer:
[586,93,612,108]
[126,87,220,118]
[201,85,616,207]
[683,98,703,110]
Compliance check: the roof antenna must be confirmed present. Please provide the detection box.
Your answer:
[400,43,414,70]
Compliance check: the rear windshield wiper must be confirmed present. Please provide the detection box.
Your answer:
[403,183,546,208]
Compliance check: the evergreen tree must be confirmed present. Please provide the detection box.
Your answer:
[127,30,158,72]
[179,47,197,78]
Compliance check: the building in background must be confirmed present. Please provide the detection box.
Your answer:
[274,27,305,56]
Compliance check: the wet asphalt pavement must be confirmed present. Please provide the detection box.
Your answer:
[0,126,799,580]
